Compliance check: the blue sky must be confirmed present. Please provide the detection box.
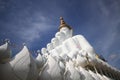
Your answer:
[0,0,120,69]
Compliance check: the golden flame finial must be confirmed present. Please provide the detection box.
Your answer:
[60,17,63,20]
[59,17,72,31]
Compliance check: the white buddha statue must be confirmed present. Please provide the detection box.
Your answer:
[55,32,66,44]
[60,27,72,38]
[51,37,59,48]
[73,35,95,54]
[41,48,47,55]
[47,43,54,51]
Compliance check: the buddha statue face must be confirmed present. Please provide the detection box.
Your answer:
[51,38,59,45]
[55,32,66,42]
[55,32,61,37]
[60,27,70,35]
[59,32,66,40]
[60,27,73,38]
[47,43,53,51]
[41,48,47,54]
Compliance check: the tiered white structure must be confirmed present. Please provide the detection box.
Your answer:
[0,17,120,80]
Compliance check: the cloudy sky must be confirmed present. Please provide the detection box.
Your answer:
[0,0,120,69]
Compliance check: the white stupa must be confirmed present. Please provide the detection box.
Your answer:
[0,17,120,80]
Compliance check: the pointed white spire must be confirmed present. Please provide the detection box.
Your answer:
[0,41,11,63]
[36,50,44,70]
[10,45,38,80]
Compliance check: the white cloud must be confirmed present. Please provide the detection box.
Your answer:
[17,16,54,43]
[13,0,66,44]
[109,53,120,60]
